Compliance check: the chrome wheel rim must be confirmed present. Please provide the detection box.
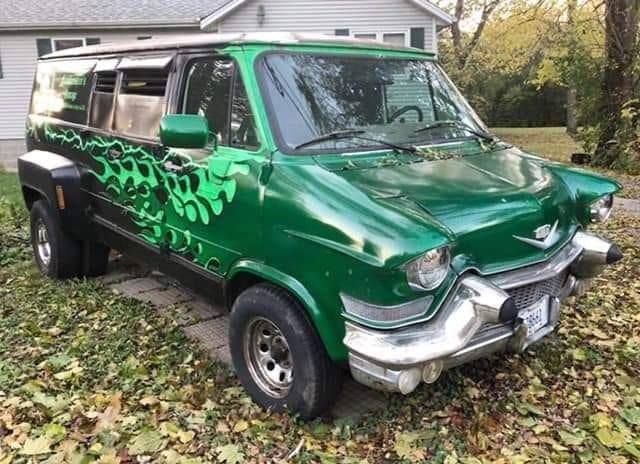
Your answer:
[244,317,293,398]
[35,220,51,267]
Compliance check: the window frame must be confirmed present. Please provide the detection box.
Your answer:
[85,53,176,144]
[52,38,87,52]
[178,54,261,152]
[349,30,410,47]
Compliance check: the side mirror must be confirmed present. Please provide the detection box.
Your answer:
[159,114,209,149]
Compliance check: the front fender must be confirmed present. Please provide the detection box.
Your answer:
[227,259,347,362]
[544,163,621,225]
[18,150,91,237]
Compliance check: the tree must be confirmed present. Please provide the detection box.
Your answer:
[566,0,578,135]
[449,0,504,70]
[592,0,640,167]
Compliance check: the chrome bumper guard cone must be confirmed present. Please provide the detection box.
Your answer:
[344,231,621,394]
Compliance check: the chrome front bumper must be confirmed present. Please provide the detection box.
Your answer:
[343,231,622,394]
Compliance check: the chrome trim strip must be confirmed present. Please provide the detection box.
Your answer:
[340,293,434,325]
[488,241,582,290]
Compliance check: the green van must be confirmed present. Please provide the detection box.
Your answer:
[19,32,622,418]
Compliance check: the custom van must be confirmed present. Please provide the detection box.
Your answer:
[19,32,622,418]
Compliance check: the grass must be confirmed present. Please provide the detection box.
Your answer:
[0,170,22,205]
[492,127,581,163]
[1,164,640,462]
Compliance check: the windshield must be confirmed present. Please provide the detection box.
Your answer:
[258,52,491,154]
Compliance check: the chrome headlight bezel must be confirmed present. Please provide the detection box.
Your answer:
[405,246,451,291]
[590,194,613,223]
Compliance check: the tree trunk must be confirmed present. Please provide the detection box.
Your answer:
[566,0,578,136]
[593,0,639,167]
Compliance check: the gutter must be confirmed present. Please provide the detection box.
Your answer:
[0,19,201,31]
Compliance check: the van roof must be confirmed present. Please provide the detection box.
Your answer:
[43,31,434,60]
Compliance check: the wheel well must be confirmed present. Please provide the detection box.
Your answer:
[22,186,44,210]
[226,272,267,309]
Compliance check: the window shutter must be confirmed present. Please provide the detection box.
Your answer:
[36,38,52,57]
[410,27,425,49]
[86,37,101,45]
[0,52,3,78]
[335,29,350,36]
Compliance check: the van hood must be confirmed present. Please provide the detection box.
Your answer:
[315,146,578,274]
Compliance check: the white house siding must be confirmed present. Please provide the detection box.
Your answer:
[0,27,200,169]
[213,0,437,53]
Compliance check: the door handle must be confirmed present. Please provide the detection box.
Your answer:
[107,148,123,160]
[163,160,186,174]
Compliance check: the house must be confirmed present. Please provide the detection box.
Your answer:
[0,0,452,170]
[199,0,453,51]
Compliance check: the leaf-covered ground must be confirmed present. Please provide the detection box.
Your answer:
[0,169,639,463]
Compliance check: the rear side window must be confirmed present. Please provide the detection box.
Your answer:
[114,68,168,139]
[89,70,117,130]
[31,59,95,124]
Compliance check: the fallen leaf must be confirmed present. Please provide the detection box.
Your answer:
[216,444,244,464]
[595,428,626,448]
[19,437,51,455]
[128,430,166,455]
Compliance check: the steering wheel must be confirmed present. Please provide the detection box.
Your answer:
[389,105,424,123]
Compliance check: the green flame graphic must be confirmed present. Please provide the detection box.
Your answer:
[41,124,250,269]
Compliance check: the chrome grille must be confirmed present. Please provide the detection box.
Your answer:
[507,271,568,310]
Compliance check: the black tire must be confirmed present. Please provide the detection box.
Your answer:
[83,242,110,277]
[229,283,343,418]
[30,199,82,279]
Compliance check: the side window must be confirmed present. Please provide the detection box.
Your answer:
[31,60,95,124]
[230,73,259,150]
[182,58,233,145]
[89,71,117,130]
[114,68,168,139]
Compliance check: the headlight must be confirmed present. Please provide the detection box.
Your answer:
[406,246,450,291]
[590,194,613,222]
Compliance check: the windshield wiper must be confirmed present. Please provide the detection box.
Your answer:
[295,129,417,154]
[415,120,497,144]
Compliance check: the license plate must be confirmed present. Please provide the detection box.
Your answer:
[519,297,550,336]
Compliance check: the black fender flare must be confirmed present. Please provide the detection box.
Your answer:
[18,150,91,237]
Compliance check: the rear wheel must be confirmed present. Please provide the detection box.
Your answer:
[229,283,343,418]
[30,200,82,279]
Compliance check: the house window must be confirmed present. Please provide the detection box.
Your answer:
[382,33,406,46]
[354,33,376,40]
[351,32,408,46]
[53,38,86,51]
[36,38,100,57]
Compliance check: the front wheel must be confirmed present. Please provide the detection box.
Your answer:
[30,200,82,279]
[229,283,343,418]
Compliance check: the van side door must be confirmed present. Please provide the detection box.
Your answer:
[84,56,174,241]
[156,53,267,275]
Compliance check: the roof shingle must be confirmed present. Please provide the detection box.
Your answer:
[0,0,233,28]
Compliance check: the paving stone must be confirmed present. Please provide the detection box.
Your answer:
[210,344,232,365]
[98,270,135,285]
[615,197,640,215]
[110,277,165,296]
[331,379,388,418]
[136,286,193,307]
[183,316,230,351]
[184,297,226,318]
